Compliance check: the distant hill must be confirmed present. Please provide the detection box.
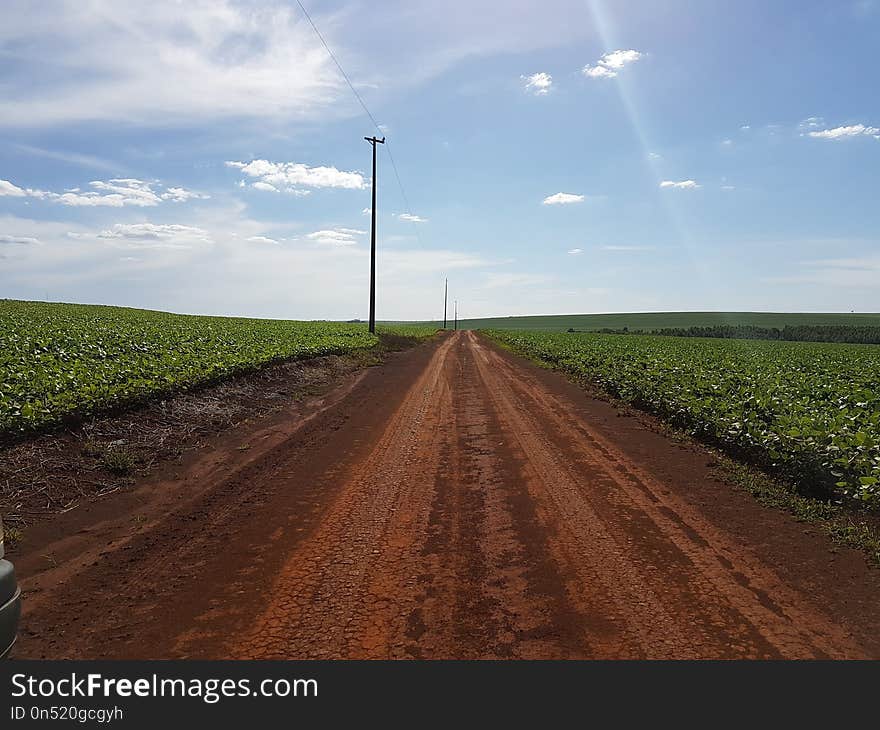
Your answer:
[396,312,880,332]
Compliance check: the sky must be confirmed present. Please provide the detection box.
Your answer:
[1,0,878,321]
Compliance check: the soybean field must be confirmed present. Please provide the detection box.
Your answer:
[488,329,880,505]
[0,300,430,436]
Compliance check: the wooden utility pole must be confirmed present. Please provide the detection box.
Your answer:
[454,300,458,331]
[364,135,385,333]
[443,278,448,329]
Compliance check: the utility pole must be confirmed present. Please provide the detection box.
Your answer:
[364,135,385,333]
[454,300,458,331]
[443,278,448,329]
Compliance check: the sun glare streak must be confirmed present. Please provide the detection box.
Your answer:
[586,0,715,307]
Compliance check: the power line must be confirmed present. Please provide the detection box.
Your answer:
[295,0,422,245]
[295,0,380,130]
[382,144,419,240]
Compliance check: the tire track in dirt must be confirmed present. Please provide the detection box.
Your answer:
[402,334,590,658]
[223,333,589,658]
[467,331,867,658]
[220,336,455,658]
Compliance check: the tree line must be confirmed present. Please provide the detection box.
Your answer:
[581,324,880,345]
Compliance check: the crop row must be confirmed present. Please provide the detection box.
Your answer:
[0,300,430,436]
[487,330,880,504]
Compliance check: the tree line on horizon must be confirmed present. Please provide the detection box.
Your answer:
[582,324,880,345]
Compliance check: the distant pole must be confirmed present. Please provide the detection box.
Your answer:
[454,300,458,331]
[364,135,385,334]
[443,278,448,329]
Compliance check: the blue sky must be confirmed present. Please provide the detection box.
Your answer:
[1,0,878,320]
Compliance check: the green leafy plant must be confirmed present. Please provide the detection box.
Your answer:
[0,300,395,436]
[488,329,880,505]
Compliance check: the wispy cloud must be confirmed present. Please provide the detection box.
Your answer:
[798,116,824,132]
[521,72,553,95]
[96,223,212,248]
[304,228,365,247]
[583,49,643,79]
[251,182,281,193]
[397,213,428,223]
[0,177,207,207]
[12,144,124,174]
[567,248,583,255]
[226,160,366,193]
[0,234,39,245]
[659,180,700,190]
[246,236,280,245]
[0,1,346,128]
[542,192,585,205]
[765,254,880,288]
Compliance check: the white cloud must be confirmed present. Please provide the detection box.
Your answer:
[659,180,700,189]
[583,49,643,79]
[362,208,372,216]
[0,176,206,207]
[161,187,209,202]
[226,160,366,192]
[0,1,348,128]
[522,72,552,95]
[721,139,733,146]
[807,123,880,140]
[600,49,643,69]
[246,236,280,245]
[397,213,428,223]
[251,182,280,193]
[96,223,212,248]
[583,65,617,79]
[543,192,585,205]
[648,152,662,160]
[0,179,27,197]
[567,248,583,255]
[304,229,365,247]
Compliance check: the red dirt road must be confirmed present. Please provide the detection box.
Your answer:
[15,332,880,659]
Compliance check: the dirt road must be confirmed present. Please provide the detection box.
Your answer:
[15,332,880,659]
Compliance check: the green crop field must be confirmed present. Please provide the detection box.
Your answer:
[488,329,880,505]
[0,300,432,436]
[407,311,880,332]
